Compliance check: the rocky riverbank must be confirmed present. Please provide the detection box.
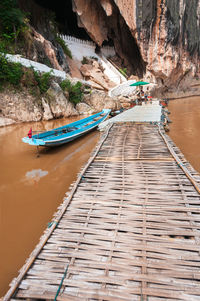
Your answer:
[0,82,124,127]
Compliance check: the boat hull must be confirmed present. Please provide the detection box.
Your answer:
[22,109,111,147]
[44,124,98,147]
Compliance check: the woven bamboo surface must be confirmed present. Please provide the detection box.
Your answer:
[5,124,200,300]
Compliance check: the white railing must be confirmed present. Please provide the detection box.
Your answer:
[5,34,125,87]
[60,35,125,84]
[61,35,115,58]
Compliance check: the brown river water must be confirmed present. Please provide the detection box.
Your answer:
[0,118,99,296]
[0,96,200,296]
[168,96,200,172]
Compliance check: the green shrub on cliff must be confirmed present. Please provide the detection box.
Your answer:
[81,56,90,64]
[0,0,25,33]
[33,70,52,94]
[60,80,83,104]
[119,68,127,78]
[0,0,27,52]
[0,54,53,94]
[55,36,72,59]
[0,53,23,88]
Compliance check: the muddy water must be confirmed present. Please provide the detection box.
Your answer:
[1,96,200,297]
[168,96,200,173]
[0,118,99,296]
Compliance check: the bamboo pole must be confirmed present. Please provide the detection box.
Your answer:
[158,126,200,194]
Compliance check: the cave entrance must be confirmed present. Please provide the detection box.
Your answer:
[34,0,92,40]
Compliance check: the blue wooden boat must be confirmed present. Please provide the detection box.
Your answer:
[22,109,111,147]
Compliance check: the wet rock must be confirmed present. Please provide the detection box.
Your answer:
[0,117,16,127]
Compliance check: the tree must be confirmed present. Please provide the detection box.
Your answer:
[0,0,25,49]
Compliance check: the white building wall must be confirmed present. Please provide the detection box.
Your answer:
[61,35,126,85]
[5,35,127,87]
[5,54,67,79]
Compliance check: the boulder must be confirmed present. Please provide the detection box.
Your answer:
[83,90,121,111]
[46,81,78,118]
[0,117,16,127]
[0,81,79,125]
[80,60,115,90]
[0,90,43,122]
[42,98,53,121]
[76,102,94,115]
[116,96,131,109]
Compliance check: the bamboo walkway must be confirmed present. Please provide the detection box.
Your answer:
[4,123,200,301]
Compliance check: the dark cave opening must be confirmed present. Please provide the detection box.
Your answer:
[105,0,146,76]
[34,0,92,40]
[18,0,91,41]
[18,0,145,76]
[102,39,114,47]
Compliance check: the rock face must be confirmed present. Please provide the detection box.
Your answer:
[46,82,78,118]
[72,0,200,90]
[0,82,121,125]
[80,59,116,90]
[0,90,43,122]
[83,90,121,111]
[76,102,94,114]
[73,0,145,77]
[0,83,78,125]
[18,0,70,73]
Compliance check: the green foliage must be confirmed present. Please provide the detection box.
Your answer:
[60,80,83,104]
[81,56,90,65]
[0,0,27,53]
[0,54,53,95]
[0,0,25,34]
[0,53,23,88]
[119,67,127,77]
[33,70,52,94]
[90,56,98,61]
[55,36,72,59]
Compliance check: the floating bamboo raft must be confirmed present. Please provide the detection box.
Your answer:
[4,123,200,301]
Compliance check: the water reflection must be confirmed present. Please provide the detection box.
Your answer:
[25,169,49,183]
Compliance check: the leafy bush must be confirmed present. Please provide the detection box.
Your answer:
[81,56,90,65]
[33,70,52,94]
[0,54,53,94]
[0,53,23,87]
[0,0,26,51]
[55,36,72,59]
[60,80,83,104]
[119,67,127,77]
[0,0,25,32]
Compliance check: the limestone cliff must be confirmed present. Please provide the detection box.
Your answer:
[72,0,200,89]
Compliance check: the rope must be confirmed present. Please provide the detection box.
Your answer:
[54,265,69,301]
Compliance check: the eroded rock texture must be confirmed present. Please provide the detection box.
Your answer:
[72,0,200,87]
[73,0,146,77]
